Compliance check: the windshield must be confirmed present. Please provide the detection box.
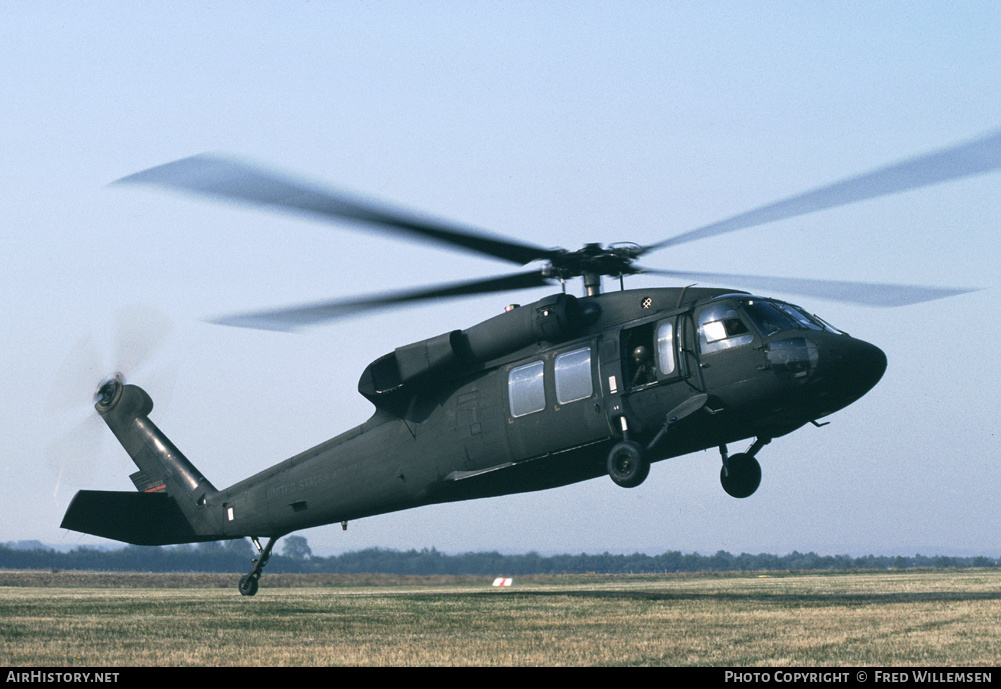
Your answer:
[741,299,841,336]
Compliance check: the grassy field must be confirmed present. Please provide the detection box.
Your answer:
[1,569,999,666]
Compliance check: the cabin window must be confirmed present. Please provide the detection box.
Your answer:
[509,360,546,417]
[555,347,592,404]
[656,321,676,375]
[698,303,753,355]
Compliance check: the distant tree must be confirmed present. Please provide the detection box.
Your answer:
[225,538,255,557]
[282,535,312,560]
[4,541,997,575]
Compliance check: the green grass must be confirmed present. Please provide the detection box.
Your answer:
[1,570,999,666]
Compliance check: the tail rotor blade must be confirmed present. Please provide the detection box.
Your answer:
[46,414,106,497]
[115,304,174,381]
[44,335,103,416]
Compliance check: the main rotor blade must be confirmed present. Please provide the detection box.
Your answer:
[208,270,554,331]
[641,268,978,307]
[649,128,1001,252]
[114,154,557,266]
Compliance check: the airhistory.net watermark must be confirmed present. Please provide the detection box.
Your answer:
[6,672,119,683]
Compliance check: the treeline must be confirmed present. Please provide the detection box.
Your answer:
[2,539,999,575]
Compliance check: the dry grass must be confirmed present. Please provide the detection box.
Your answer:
[1,570,999,666]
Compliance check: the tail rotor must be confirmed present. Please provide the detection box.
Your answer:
[45,306,177,498]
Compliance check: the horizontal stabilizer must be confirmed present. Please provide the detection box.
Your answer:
[61,490,201,546]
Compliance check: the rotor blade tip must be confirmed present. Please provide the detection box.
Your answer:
[204,315,299,334]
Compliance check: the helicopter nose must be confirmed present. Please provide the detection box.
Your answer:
[828,337,887,402]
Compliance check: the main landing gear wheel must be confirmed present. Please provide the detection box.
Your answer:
[238,573,259,597]
[720,452,761,499]
[607,440,649,488]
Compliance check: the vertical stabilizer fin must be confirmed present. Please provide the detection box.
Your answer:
[61,380,224,544]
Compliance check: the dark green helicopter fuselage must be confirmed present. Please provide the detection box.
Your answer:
[62,286,886,549]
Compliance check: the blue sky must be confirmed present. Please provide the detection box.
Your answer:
[3,2,1000,556]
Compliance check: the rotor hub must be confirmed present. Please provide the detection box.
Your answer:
[95,373,125,410]
[545,243,646,282]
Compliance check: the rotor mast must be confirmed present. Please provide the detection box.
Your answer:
[549,242,637,298]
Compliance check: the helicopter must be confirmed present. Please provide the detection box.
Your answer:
[60,130,998,595]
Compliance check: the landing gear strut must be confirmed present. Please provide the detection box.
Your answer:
[718,438,769,499]
[607,394,711,489]
[239,536,278,596]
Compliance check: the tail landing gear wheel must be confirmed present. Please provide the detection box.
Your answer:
[607,441,649,488]
[238,536,277,596]
[720,452,761,498]
[238,574,259,597]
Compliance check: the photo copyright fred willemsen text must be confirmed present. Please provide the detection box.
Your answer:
[725,671,992,683]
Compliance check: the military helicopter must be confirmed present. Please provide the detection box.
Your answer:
[60,130,998,595]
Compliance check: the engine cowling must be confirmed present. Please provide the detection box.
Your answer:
[358,293,597,407]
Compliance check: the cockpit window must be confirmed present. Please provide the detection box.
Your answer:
[775,303,825,331]
[699,297,843,354]
[743,300,799,335]
[809,312,845,335]
[742,299,840,336]
[698,303,754,354]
